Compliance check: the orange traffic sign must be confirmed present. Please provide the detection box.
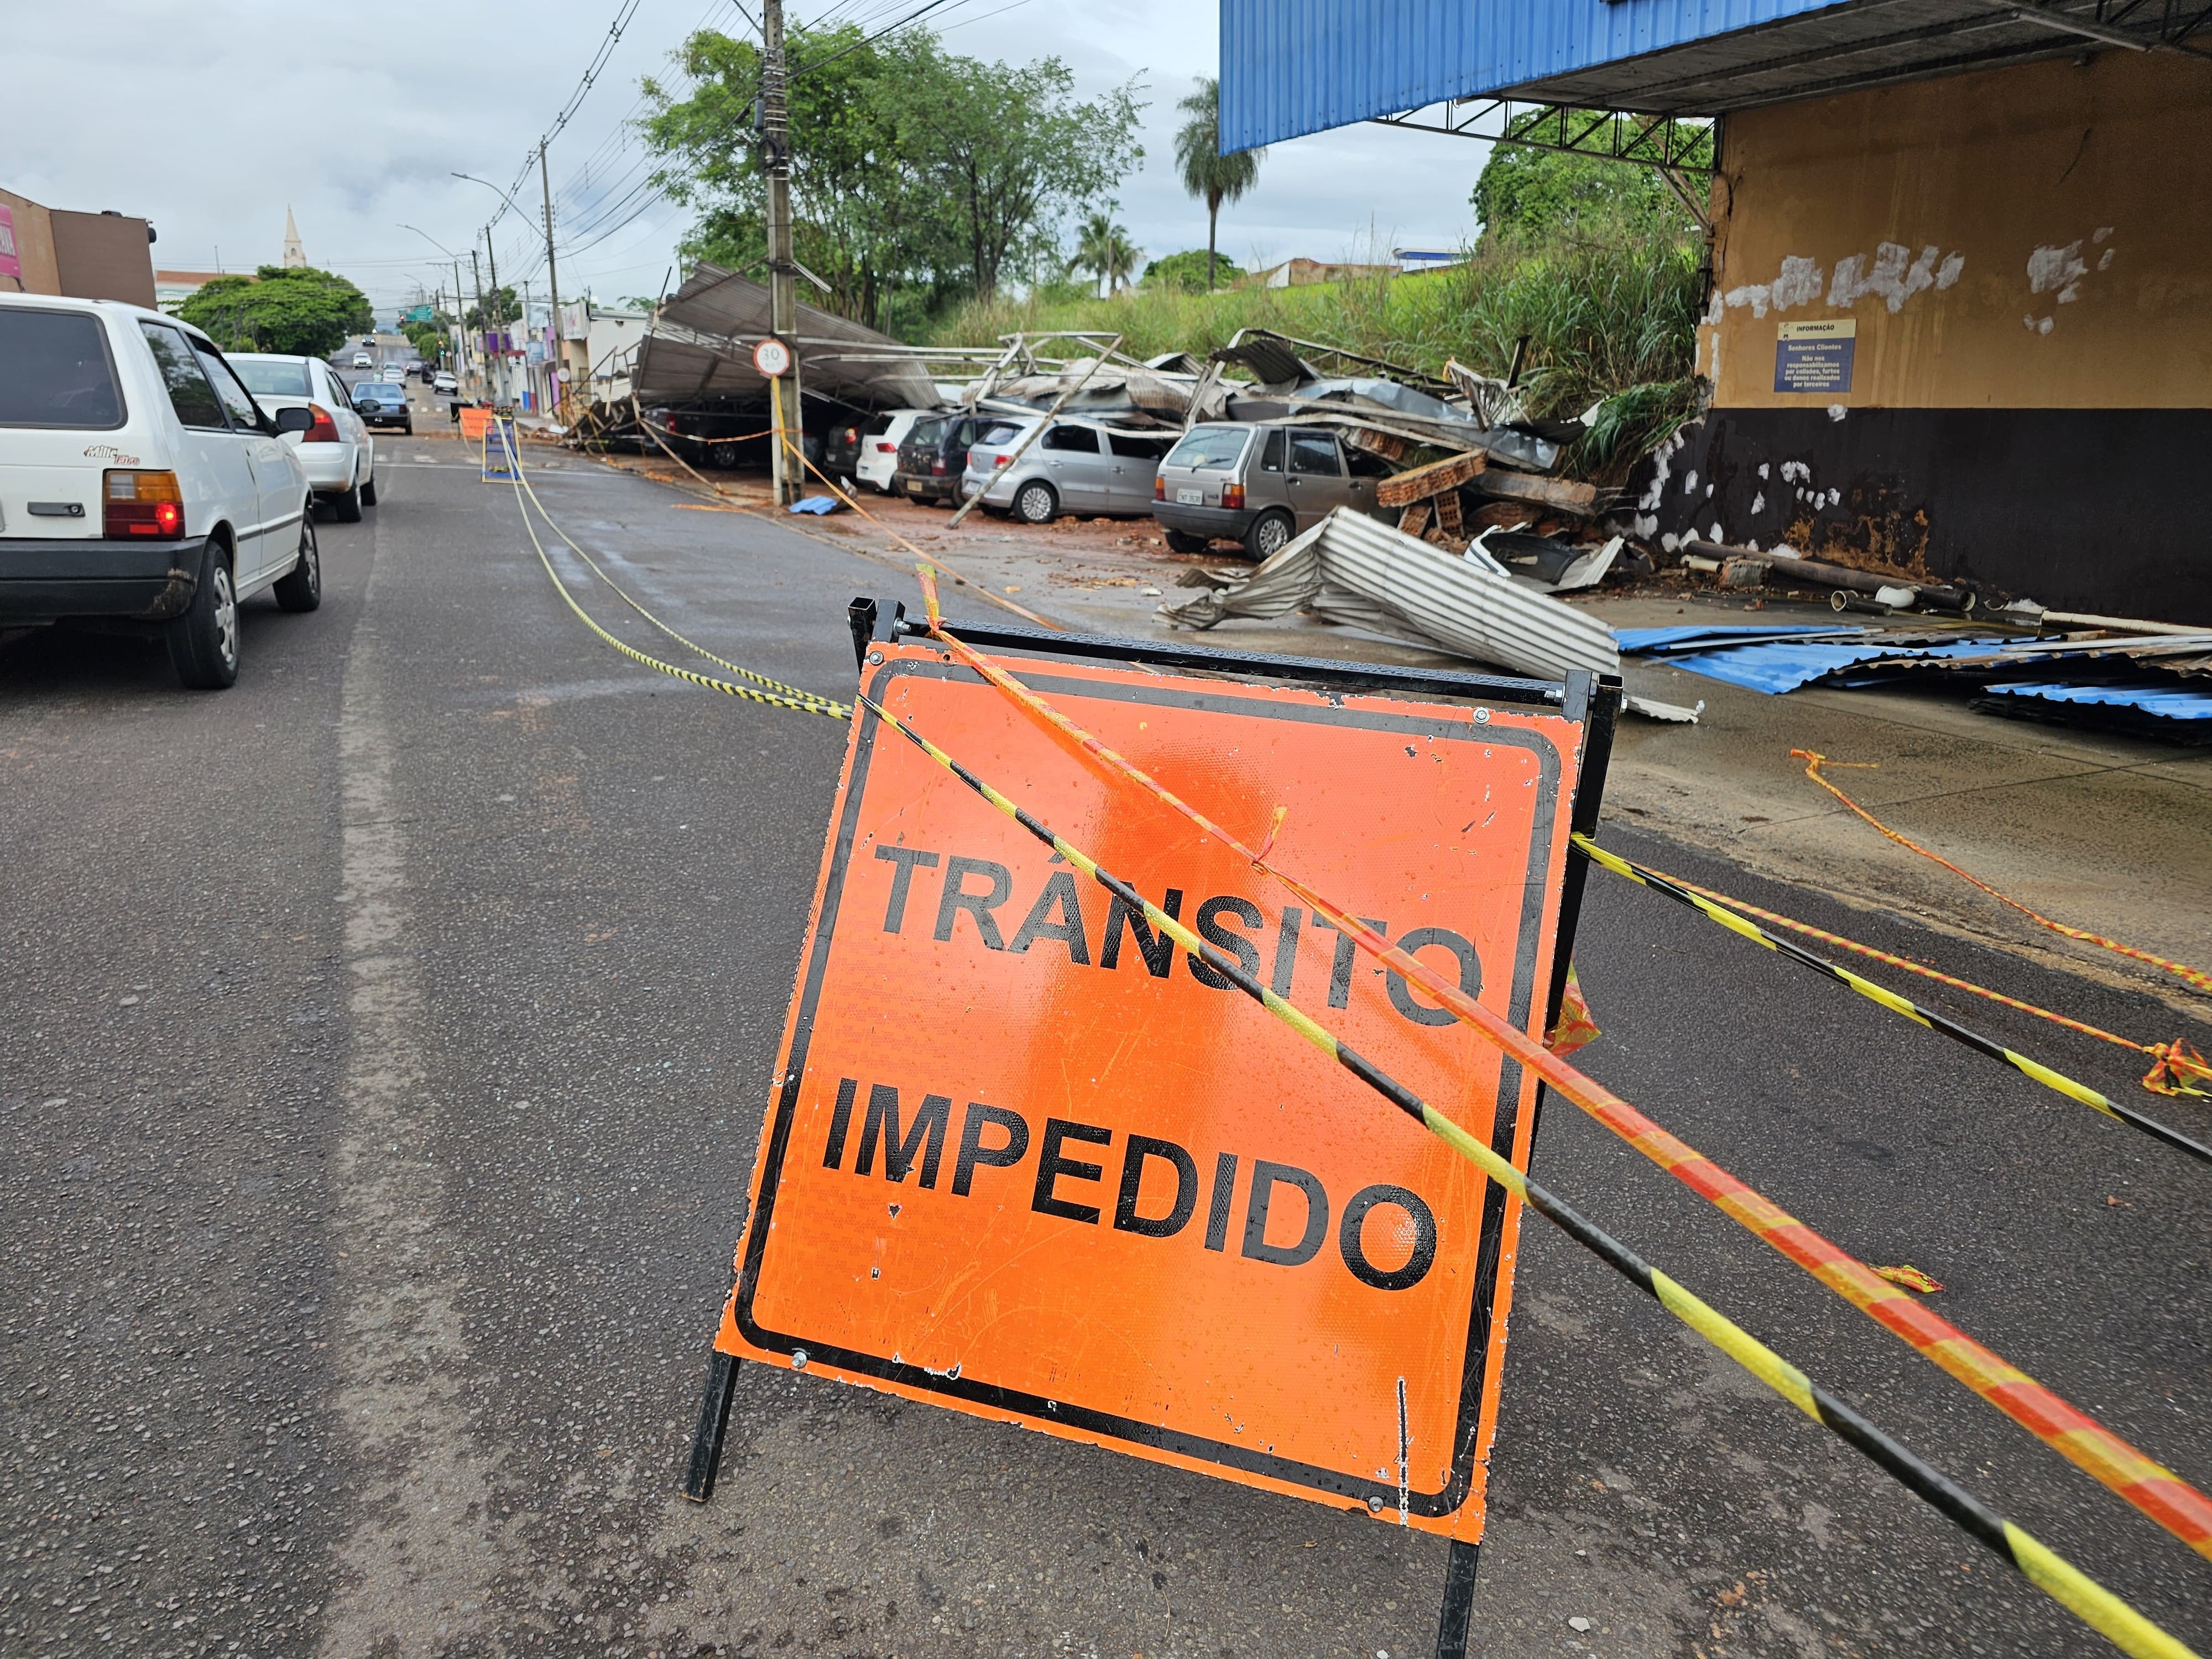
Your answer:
[707,635,1595,1541]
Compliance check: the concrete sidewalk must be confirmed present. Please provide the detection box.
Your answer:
[587,459,2212,1021]
[1595,594,2212,1018]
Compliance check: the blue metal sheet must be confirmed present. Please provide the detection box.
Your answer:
[1615,623,1857,653]
[1220,0,1845,150]
[1655,637,2012,694]
[1657,641,1900,693]
[1982,682,2212,722]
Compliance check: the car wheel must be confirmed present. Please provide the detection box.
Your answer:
[359,468,377,507]
[166,542,239,689]
[1165,529,1209,554]
[1013,480,1058,525]
[273,514,321,613]
[332,478,364,523]
[1244,509,1295,562]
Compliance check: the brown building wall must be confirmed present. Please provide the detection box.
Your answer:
[1696,50,2212,412]
[48,209,157,307]
[1637,50,2210,621]
[0,189,155,305]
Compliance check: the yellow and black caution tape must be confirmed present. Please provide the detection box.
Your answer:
[1569,846,2209,1101]
[851,684,2199,1659]
[914,589,2212,1565]
[504,449,848,720]
[1572,834,2212,1166]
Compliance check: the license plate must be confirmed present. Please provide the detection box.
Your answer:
[1176,487,1204,505]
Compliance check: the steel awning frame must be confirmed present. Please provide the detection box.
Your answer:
[1371,99,1720,231]
[1483,1,2207,119]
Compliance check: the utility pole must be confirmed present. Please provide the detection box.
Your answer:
[539,140,565,419]
[469,248,487,399]
[483,232,503,405]
[763,0,804,504]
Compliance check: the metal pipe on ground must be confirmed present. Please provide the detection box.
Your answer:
[1684,541,1975,612]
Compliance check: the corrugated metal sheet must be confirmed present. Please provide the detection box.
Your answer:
[1157,506,1619,685]
[633,263,938,410]
[1219,0,1843,149]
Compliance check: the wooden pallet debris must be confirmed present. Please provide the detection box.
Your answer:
[1376,449,1488,508]
[1474,469,1599,516]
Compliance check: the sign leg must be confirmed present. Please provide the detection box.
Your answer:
[681,1350,741,1504]
[1433,1539,1481,1658]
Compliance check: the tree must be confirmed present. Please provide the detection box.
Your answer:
[893,46,1143,304]
[176,265,372,358]
[1173,77,1264,294]
[1470,115,1713,244]
[1143,249,1243,291]
[1073,211,1140,298]
[643,24,934,330]
[642,24,1141,324]
[400,312,455,363]
[465,286,519,330]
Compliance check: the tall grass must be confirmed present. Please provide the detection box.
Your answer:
[919,226,1704,480]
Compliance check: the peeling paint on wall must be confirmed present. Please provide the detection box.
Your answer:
[1714,244,1964,323]
[2023,231,2115,334]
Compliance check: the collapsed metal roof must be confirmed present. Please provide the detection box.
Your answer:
[1220,0,2207,147]
[629,263,938,411]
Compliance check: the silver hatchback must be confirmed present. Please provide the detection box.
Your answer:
[960,416,1173,524]
[1150,421,1396,557]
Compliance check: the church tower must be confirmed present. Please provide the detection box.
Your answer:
[281,207,306,269]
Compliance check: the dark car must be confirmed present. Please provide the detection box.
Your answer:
[638,404,828,475]
[822,419,866,486]
[893,413,993,505]
[350,379,414,433]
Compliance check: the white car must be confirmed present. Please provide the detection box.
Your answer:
[351,351,373,369]
[229,352,375,522]
[853,409,934,494]
[0,293,320,688]
[957,416,1173,523]
[432,370,458,395]
[379,364,406,384]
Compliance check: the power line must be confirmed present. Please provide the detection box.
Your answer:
[482,0,643,237]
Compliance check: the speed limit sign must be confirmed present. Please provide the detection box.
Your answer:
[752,337,793,378]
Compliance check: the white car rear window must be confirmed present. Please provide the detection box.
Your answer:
[232,359,312,397]
[0,307,124,430]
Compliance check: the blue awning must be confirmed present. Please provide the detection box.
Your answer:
[1219,0,2190,149]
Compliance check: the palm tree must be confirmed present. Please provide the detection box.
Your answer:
[1103,226,1141,295]
[1074,210,1140,298]
[1175,77,1265,293]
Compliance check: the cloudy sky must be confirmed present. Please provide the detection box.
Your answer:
[8,0,1493,320]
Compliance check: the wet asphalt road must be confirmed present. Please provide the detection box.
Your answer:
[2,449,2207,1659]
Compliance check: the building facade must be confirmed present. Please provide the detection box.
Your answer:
[1220,0,2211,620]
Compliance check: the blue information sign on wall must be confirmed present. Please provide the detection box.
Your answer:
[1774,319,1855,394]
